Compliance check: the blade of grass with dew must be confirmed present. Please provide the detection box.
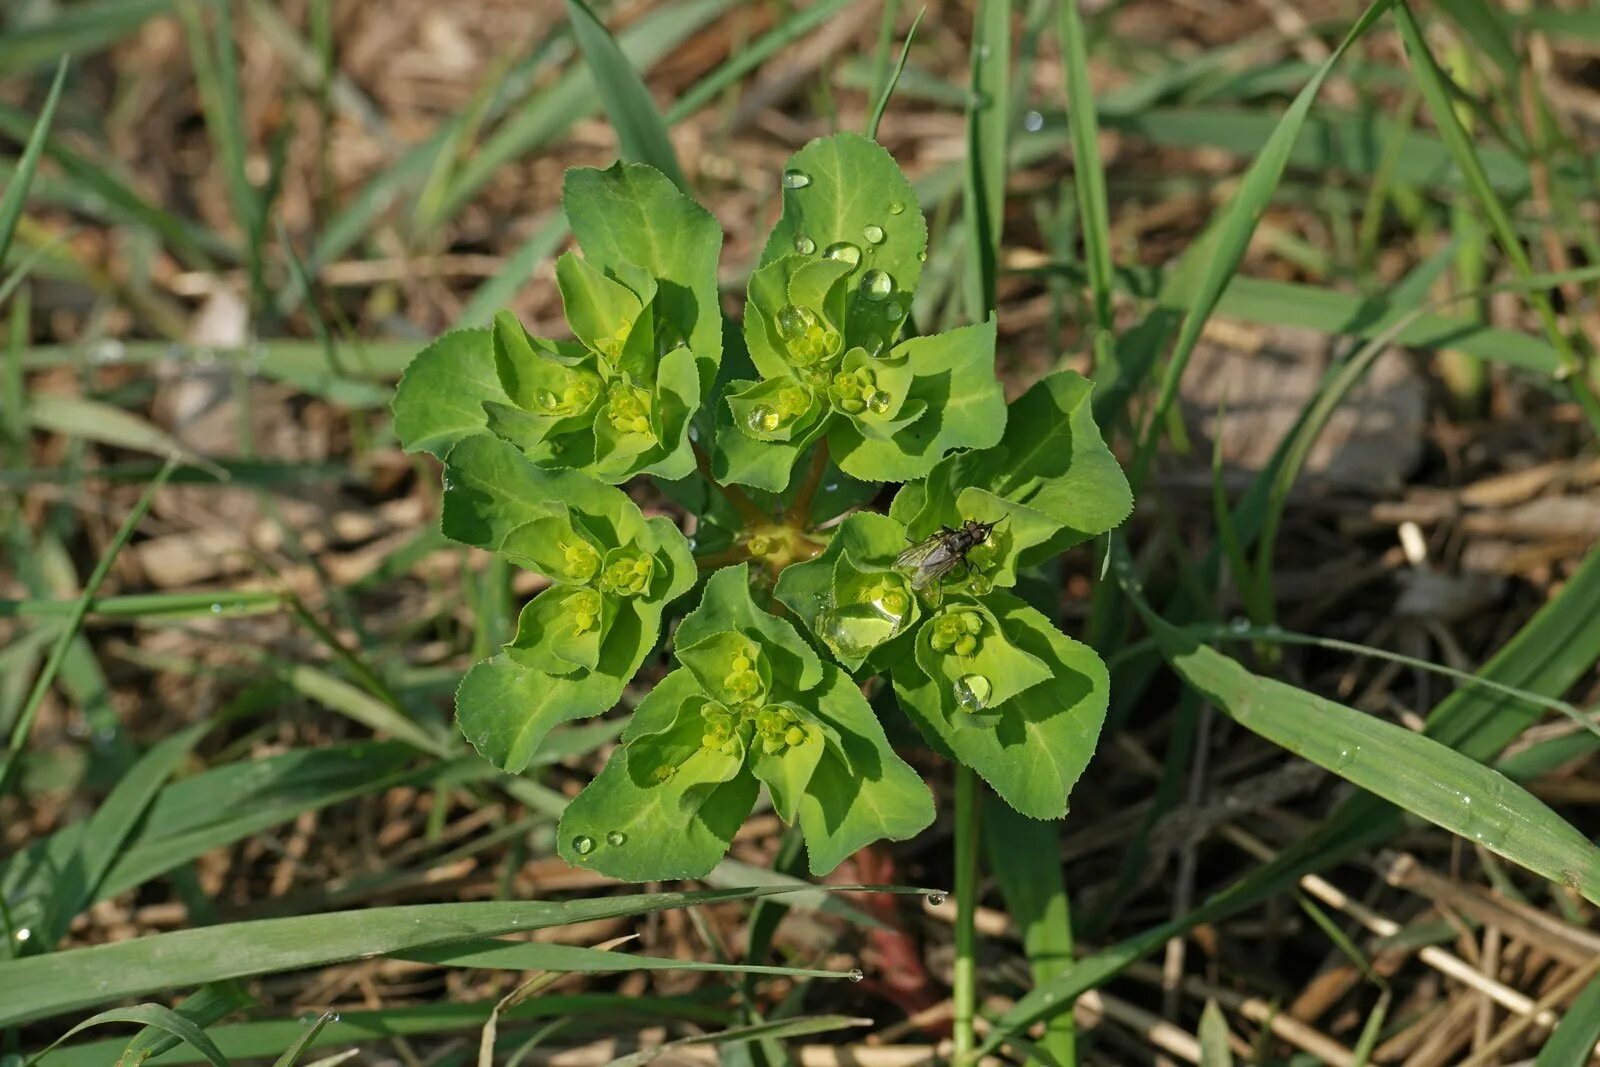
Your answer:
[269,1010,336,1067]
[0,885,920,1026]
[0,589,286,621]
[0,58,68,271]
[986,803,1075,1067]
[964,0,1010,317]
[564,0,686,189]
[866,8,926,141]
[1534,969,1600,1066]
[24,1004,234,1067]
[1394,1,1600,431]
[978,536,1600,1058]
[276,660,451,757]
[38,993,738,1067]
[1126,0,1394,490]
[0,457,178,797]
[1056,0,1115,375]
[397,939,852,982]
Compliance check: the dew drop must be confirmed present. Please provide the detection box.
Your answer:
[572,835,595,856]
[862,223,886,245]
[888,201,905,215]
[926,890,947,907]
[848,968,865,983]
[866,390,892,415]
[776,303,815,340]
[917,250,927,262]
[1229,616,1251,633]
[747,404,781,433]
[607,830,627,846]
[824,241,862,270]
[14,928,30,943]
[954,673,992,712]
[782,169,811,189]
[794,235,816,254]
[331,1013,342,1023]
[859,269,893,301]
[1023,110,1045,133]
[210,602,223,614]
[884,301,904,322]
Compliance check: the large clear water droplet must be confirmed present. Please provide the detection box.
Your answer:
[884,301,904,322]
[848,968,865,983]
[866,390,892,415]
[748,404,781,433]
[888,201,905,215]
[862,223,885,245]
[606,830,627,846]
[954,673,992,712]
[782,169,810,189]
[926,890,947,907]
[824,241,861,270]
[859,269,893,301]
[1023,110,1045,132]
[776,303,814,341]
[794,235,816,254]
[572,835,595,855]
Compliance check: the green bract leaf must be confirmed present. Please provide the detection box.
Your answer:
[440,436,694,771]
[916,369,1132,562]
[775,512,922,671]
[827,317,1006,483]
[914,599,1053,713]
[892,591,1110,820]
[392,328,505,459]
[559,564,934,881]
[759,132,928,363]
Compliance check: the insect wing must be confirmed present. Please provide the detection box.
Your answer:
[894,534,963,589]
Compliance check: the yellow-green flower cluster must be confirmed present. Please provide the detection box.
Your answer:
[929,608,984,657]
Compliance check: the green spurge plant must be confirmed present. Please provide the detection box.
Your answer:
[392,133,1133,880]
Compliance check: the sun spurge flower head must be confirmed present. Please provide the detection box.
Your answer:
[557,566,934,880]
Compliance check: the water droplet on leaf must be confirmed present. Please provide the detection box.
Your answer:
[748,404,781,433]
[859,269,893,301]
[607,830,627,846]
[848,968,865,983]
[824,241,861,269]
[1023,109,1045,132]
[862,223,885,245]
[927,890,947,907]
[954,673,992,712]
[794,235,816,254]
[889,201,905,215]
[782,169,810,189]
[572,835,595,856]
[884,301,904,322]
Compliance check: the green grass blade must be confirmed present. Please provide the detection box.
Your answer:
[119,985,254,1067]
[0,1,170,76]
[24,1004,233,1067]
[0,457,178,797]
[0,58,68,271]
[605,1016,869,1067]
[1535,970,1600,1066]
[564,0,686,190]
[271,1010,336,1067]
[1394,1,1598,428]
[671,0,857,123]
[963,0,1011,316]
[1126,0,1392,488]
[26,393,224,476]
[1056,0,1115,373]
[0,886,914,1026]
[1197,1001,1234,1066]
[986,803,1075,1067]
[399,939,851,981]
[866,8,926,141]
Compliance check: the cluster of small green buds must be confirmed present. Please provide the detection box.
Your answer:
[775,304,841,381]
[829,366,891,415]
[859,575,911,624]
[723,640,765,702]
[701,703,742,756]
[568,588,603,634]
[605,379,653,435]
[746,382,812,434]
[929,607,985,657]
[752,703,807,755]
[536,371,601,417]
[589,325,630,367]
[560,536,602,583]
[598,552,654,597]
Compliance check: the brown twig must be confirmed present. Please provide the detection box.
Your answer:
[692,441,769,527]
[785,438,831,528]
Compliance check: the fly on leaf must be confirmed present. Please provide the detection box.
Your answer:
[893,519,997,590]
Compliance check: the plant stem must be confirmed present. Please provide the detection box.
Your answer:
[692,441,769,527]
[784,438,830,528]
[952,763,982,1063]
